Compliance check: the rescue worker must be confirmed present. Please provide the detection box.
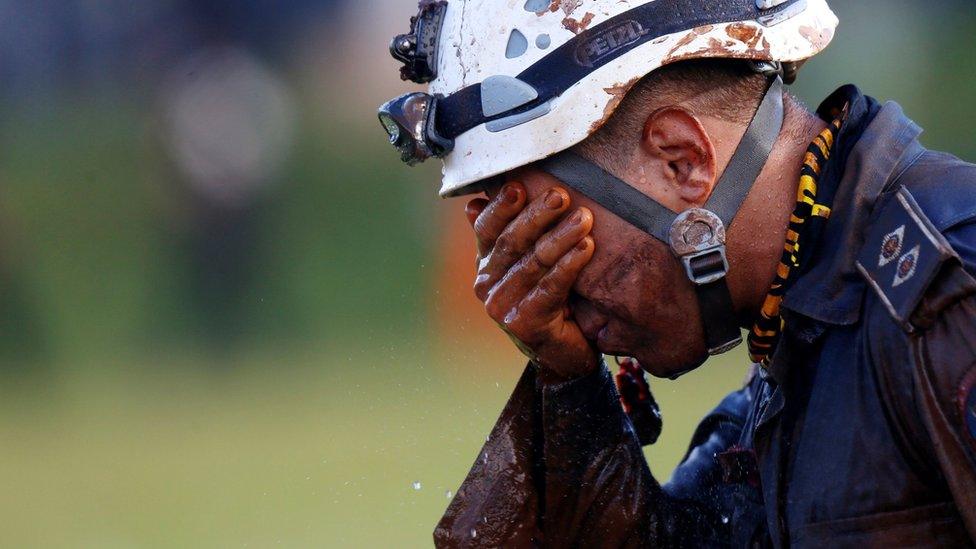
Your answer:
[378,0,976,546]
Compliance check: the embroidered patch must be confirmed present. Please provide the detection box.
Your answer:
[879,225,905,267]
[856,188,956,330]
[959,369,976,452]
[893,245,920,288]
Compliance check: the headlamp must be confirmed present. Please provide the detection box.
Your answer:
[377,92,453,166]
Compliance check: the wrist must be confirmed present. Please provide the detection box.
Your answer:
[536,351,603,384]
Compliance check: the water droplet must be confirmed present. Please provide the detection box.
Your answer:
[412,481,422,491]
[471,528,478,539]
[446,490,453,499]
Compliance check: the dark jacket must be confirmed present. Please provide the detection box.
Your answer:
[434,88,976,548]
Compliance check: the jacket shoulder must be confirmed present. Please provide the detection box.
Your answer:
[899,151,976,233]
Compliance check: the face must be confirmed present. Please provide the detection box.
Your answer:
[488,167,710,378]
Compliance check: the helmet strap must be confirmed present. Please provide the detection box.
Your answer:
[537,75,785,365]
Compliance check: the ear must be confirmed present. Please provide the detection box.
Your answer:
[640,107,718,207]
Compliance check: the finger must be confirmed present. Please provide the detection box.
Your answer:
[465,198,488,227]
[472,183,525,257]
[520,236,594,317]
[482,186,570,277]
[474,186,569,301]
[531,207,592,273]
[474,187,569,301]
[490,207,592,303]
[467,198,490,268]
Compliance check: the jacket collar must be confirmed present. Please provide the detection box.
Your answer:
[779,86,925,327]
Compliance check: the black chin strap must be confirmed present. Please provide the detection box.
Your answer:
[538,75,784,357]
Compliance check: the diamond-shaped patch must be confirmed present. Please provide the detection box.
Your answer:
[879,225,905,267]
[893,245,920,288]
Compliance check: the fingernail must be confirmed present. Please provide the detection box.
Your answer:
[503,185,519,204]
[546,189,565,209]
[569,209,584,225]
[577,238,590,251]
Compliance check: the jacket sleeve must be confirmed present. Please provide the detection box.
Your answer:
[907,263,976,538]
[538,361,662,547]
[663,376,770,547]
[434,362,762,548]
[433,365,544,547]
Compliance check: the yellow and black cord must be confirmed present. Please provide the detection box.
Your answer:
[747,116,844,367]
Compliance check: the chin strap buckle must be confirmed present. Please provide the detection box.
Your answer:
[670,209,743,355]
[669,208,730,284]
[683,246,730,286]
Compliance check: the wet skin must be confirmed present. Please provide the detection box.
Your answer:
[466,167,710,381]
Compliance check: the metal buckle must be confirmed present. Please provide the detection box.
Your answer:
[707,331,742,356]
[756,0,807,26]
[683,247,731,286]
[669,208,729,286]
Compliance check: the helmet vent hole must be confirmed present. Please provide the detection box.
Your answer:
[506,29,529,59]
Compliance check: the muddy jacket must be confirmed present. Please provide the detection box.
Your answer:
[434,87,976,548]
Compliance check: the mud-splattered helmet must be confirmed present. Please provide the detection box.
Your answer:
[379,0,837,197]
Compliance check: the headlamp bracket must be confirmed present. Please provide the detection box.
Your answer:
[390,1,448,84]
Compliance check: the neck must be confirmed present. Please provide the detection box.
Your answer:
[726,97,828,327]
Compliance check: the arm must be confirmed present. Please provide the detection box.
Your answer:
[904,220,976,537]
[434,365,544,547]
[437,183,762,547]
[663,375,770,547]
[539,363,661,548]
[434,362,661,548]
[435,362,765,548]
[908,266,976,537]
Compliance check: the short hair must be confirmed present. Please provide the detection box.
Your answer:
[573,59,772,173]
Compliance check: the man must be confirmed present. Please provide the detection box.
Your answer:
[378,0,976,546]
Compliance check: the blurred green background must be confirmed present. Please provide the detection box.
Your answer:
[0,0,973,546]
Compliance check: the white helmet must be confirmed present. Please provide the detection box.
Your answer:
[380,1,839,361]
[379,0,838,197]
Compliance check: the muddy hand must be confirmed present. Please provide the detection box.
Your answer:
[465,182,601,381]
